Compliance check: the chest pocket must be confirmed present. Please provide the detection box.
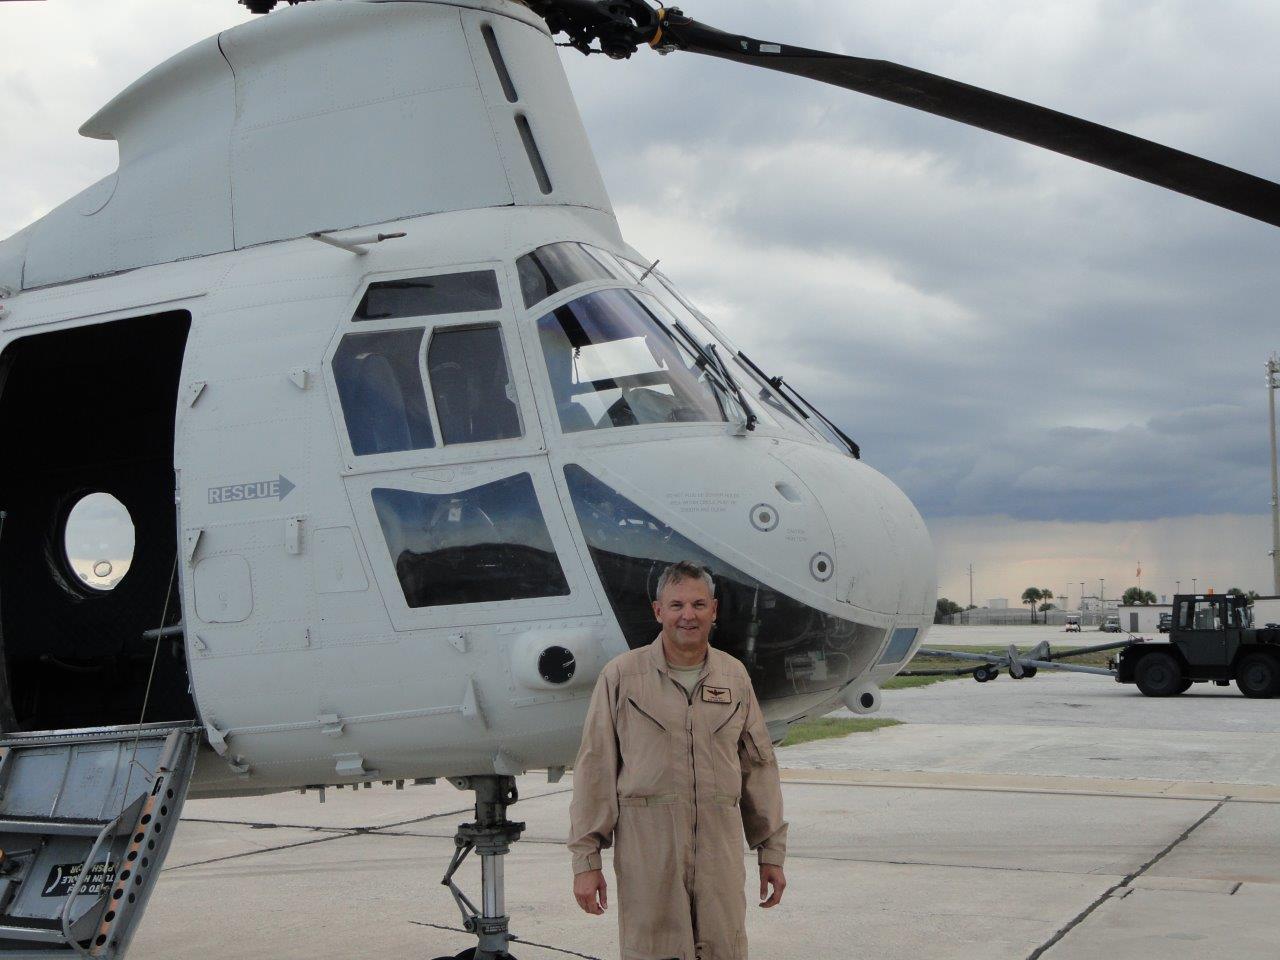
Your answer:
[624,696,668,733]
[708,698,745,797]
[711,699,744,739]
[617,696,676,797]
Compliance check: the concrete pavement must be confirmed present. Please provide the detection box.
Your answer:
[132,667,1279,959]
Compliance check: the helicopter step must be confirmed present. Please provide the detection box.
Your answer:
[0,724,200,958]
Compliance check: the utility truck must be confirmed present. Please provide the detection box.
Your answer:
[1115,594,1280,697]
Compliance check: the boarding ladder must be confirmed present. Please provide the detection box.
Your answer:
[0,723,201,958]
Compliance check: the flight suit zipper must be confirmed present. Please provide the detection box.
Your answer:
[687,694,697,890]
[666,672,703,895]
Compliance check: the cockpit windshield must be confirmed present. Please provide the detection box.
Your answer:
[618,259,858,454]
[536,288,730,433]
[517,240,858,452]
[517,242,619,309]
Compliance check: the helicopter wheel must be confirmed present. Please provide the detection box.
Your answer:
[450,950,519,960]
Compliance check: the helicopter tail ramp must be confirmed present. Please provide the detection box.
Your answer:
[0,725,200,958]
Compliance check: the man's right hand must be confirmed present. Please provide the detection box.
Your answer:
[573,869,608,915]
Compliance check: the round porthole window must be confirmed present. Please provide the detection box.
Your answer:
[63,493,135,592]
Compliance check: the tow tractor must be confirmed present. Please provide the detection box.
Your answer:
[1114,593,1280,698]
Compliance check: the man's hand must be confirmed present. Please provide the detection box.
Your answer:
[574,869,608,915]
[759,864,786,908]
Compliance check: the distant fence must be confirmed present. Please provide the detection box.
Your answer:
[938,609,1106,627]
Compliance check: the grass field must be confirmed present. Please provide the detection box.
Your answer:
[883,641,1117,689]
[780,716,902,747]
[781,641,1117,745]
[882,673,952,690]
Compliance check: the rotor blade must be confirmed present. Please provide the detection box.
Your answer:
[656,15,1280,228]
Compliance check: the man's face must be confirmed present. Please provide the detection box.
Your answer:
[653,576,718,657]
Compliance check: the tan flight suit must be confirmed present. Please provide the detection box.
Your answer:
[568,636,787,960]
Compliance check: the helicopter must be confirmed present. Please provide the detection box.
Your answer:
[0,2,1277,959]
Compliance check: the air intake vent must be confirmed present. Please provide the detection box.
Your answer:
[482,24,519,103]
[516,114,553,195]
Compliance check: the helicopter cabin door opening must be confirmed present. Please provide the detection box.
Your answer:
[0,311,195,733]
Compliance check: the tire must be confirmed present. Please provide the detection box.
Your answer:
[974,667,992,683]
[1234,652,1280,699]
[1023,666,1038,678]
[1175,679,1193,694]
[1134,651,1184,697]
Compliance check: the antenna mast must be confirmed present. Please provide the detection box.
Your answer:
[1268,356,1280,593]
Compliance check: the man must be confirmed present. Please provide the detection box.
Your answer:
[568,561,787,960]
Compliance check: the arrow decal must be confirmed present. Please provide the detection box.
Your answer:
[208,475,297,505]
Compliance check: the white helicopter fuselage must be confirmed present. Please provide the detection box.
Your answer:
[0,0,934,798]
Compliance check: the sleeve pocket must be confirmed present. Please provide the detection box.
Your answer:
[742,725,776,766]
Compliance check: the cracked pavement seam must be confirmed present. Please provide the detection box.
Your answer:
[1024,797,1230,959]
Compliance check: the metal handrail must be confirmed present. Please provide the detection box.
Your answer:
[58,797,140,957]
[57,728,184,955]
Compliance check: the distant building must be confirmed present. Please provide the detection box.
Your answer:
[1118,604,1171,634]
[988,598,1008,609]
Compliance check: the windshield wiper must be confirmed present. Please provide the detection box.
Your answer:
[661,319,755,431]
[736,352,860,459]
[707,343,758,432]
[736,351,809,424]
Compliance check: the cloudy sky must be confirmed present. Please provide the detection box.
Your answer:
[3,0,1278,605]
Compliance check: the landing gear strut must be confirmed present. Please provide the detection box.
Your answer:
[432,775,526,960]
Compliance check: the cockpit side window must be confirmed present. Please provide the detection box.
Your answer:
[355,270,502,321]
[372,473,569,608]
[536,288,727,433]
[332,328,435,456]
[427,325,522,445]
[517,242,617,309]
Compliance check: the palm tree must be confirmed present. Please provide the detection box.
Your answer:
[1021,587,1044,624]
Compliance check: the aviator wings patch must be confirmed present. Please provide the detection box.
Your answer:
[702,686,732,704]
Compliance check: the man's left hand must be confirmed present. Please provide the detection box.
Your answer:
[759,864,786,908]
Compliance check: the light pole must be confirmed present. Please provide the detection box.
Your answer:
[1269,356,1280,593]
[1192,577,1198,595]
[1100,578,1105,614]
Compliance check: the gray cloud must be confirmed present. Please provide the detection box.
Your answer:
[562,0,1280,522]
[3,0,1278,527]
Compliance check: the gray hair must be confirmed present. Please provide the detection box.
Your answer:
[656,561,716,599]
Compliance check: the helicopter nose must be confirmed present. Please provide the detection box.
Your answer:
[565,434,934,622]
[560,436,934,705]
[772,442,936,622]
